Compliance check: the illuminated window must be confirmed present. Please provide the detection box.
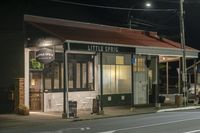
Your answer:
[133,56,145,72]
[116,56,124,64]
[43,54,94,92]
[103,54,131,94]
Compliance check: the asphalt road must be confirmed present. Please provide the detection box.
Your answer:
[1,110,200,133]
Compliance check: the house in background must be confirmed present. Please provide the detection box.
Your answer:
[21,15,198,114]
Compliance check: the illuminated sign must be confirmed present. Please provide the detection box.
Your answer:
[36,48,55,64]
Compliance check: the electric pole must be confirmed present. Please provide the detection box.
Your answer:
[179,0,187,106]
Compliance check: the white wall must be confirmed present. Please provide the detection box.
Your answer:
[44,91,98,112]
[24,48,30,108]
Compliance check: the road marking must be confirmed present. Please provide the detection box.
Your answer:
[184,129,200,133]
[35,126,91,133]
[98,131,115,133]
[86,127,91,130]
[98,118,200,133]
[80,127,91,131]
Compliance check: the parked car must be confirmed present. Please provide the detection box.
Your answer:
[188,84,200,104]
[188,84,200,94]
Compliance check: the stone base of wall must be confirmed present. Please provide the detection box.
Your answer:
[44,91,98,112]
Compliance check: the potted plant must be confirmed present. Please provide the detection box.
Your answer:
[17,104,29,115]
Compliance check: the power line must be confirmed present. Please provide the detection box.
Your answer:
[50,0,177,12]
[150,0,200,4]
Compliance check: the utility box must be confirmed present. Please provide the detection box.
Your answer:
[175,94,183,107]
[92,98,99,114]
[69,101,77,118]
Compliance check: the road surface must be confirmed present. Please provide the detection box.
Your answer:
[1,110,200,133]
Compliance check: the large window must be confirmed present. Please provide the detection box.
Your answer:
[67,54,94,91]
[44,62,61,90]
[43,53,94,92]
[102,53,131,94]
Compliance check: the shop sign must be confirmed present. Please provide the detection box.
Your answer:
[65,43,135,53]
[87,45,119,53]
[36,48,55,64]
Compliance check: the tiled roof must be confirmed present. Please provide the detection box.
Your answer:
[25,15,197,51]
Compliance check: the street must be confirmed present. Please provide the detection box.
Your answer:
[1,109,200,133]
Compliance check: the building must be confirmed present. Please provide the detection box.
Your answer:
[23,15,198,113]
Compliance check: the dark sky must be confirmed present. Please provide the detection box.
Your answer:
[1,0,200,50]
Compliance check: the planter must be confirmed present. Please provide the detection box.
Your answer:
[17,105,29,115]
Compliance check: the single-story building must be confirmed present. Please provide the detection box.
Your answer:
[22,15,198,114]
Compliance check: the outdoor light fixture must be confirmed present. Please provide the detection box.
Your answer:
[36,37,62,47]
[31,79,36,86]
[162,57,166,61]
[41,40,54,47]
[128,1,152,28]
[145,2,152,8]
[38,38,55,47]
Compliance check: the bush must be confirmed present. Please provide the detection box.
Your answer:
[17,104,29,115]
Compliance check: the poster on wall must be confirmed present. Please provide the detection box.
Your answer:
[36,48,55,64]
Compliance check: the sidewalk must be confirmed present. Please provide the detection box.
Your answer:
[73,106,157,121]
[27,105,200,121]
[1,105,200,128]
[28,106,158,121]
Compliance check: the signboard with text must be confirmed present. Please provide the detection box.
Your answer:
[64,43,135,53]
[36,48,55,64]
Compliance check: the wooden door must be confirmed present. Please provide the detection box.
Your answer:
[30,92,41,111]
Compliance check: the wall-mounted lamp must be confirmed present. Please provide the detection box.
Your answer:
[31,79,36,86]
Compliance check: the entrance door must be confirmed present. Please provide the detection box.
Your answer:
[134,72,148,104]
[30,92,41,111]
[133,56,148,105]
[29,71,42,111]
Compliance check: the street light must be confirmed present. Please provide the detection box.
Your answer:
[128,2,152,29]
[179,0,187,106]
[145,2,152,8]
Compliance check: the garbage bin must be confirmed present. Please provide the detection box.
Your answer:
[175,94,183,107]
[159,96,165,103]
[69,101,77,118]
[92,98,99,114]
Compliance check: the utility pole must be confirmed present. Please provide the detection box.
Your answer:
[179,0,187,106]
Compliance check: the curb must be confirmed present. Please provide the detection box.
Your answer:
[157,106,200,113]
[72,111,157,121]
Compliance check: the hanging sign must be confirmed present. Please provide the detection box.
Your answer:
[36,48,55,64]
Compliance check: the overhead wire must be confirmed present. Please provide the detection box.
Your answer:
[50,0,177,12]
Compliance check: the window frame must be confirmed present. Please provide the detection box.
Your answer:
[43,53,95,92]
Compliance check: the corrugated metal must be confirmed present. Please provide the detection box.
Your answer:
[25,15,199,54]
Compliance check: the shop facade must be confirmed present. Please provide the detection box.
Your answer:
[24,15,199,113]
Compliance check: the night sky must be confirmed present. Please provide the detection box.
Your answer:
[0,0,199,101]
[1,0,200,50]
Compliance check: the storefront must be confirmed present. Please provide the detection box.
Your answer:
[24,15,199,113]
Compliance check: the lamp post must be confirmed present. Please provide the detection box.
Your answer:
[128,2,152,29]
[179,0,187,106]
